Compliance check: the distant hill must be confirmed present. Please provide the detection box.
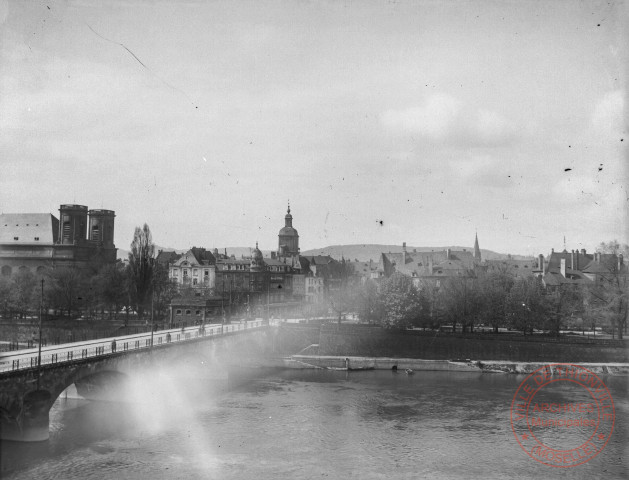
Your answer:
[300,244,532,262]
[116,243,532,262]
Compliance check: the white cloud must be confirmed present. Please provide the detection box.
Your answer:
[591,90,625,140]
[381,93,516,147]
[382,93,461,141]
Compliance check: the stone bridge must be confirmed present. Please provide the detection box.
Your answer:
[0,321,272,442]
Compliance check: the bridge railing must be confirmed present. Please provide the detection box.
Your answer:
[0,319,265,373]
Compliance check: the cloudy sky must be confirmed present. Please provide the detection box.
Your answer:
[1,0,626,256]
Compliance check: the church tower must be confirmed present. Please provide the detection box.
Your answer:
[474,232,481,263]
[278,202,299,257]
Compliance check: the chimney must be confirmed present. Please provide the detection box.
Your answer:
[447,248,451,260]
[581,249,586,255]
[619,254,624,270]
[538,254,544,270]
[402,242,407,264]
[428,255,433,274]
[571,250,575,270]
[560,258,566,278]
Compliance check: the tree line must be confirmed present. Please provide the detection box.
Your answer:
[0,224,174,324]
[340,240,628,339]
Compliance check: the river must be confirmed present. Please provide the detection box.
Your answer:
[1,368,627,479]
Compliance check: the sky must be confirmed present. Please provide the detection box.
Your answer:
[1,0,627,257]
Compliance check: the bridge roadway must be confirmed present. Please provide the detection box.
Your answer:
[0,319,265,374]
[0,319,267,442]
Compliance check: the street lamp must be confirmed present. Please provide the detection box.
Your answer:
[37,278,44,390]
[150,288,154,349]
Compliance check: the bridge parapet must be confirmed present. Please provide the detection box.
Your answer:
[0,319,265,374]
[0,319,269,442]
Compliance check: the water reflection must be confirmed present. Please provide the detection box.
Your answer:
[1,369,627,479]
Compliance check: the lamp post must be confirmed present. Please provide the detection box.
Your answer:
[37,278,44,390]
[150,289,154,349]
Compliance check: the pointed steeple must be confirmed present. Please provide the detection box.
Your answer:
[474,232,481,263]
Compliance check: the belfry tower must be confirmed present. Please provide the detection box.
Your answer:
[278,202,299,257]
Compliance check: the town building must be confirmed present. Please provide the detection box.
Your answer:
[168,205,309,319]
[534,248,626,289]
[0,204,117,277]
[376,242,477,288]
[169,247,216,289]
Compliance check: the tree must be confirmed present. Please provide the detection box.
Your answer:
[547,284,584,335]
[378,273,423,330]
[0,275,12,319]
[477,270,514,333]
[505,277,549,335]
[591,240,628,339]
[597,240,629,257]
[328,279,359,324]
[354,279,384,324]
[127,224,156,320]
[94,262,128,320]
[152,262,178,321]
[436,274,480,333]
[9,270,38,318]
[45,267,86,317]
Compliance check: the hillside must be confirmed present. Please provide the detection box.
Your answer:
[300,244,532,262]
[116,243,532,262]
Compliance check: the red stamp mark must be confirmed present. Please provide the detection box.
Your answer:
[510,363,615,467]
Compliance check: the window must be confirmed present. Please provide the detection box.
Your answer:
[173,270,179,277]
[193,269,198,276]
[193,278,198,285]
[183,269,188,276]
[195,310,201,316]
[176,309,182,315]
[204,270,209,276]
[185,309,191,315]
[34,237,39,241]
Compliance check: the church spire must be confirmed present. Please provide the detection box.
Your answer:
[474,232,481,263]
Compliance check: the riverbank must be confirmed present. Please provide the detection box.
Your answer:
[281,355,629,376]
[273,323,629,363]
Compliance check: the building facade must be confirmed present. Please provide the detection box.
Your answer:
[0,204,117,276]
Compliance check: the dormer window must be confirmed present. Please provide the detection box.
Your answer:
[34,237,39,241]
[13,237,18,240]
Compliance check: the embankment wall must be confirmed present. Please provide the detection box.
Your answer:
[273,324,629,363]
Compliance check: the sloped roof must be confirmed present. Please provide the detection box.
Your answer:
[190,247,216,265]
[546,250,594,273]
[543,271,593,286]
[156,250,181,265]
[0,213,58,244]
[379,249,475,278]
[175,249,216,267]
[303,255,337,265]
[581,254,626,275]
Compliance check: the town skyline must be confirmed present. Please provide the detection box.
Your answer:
[1,1,626,257]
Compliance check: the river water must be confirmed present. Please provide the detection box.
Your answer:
[1,368,627,479]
